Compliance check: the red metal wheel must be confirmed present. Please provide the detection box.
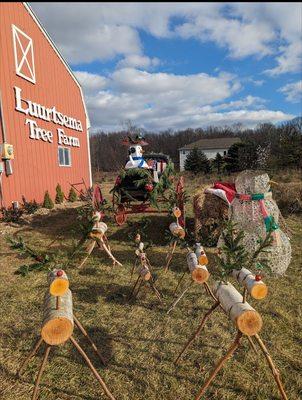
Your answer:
[115,204,127,225]
[176,176,186,228]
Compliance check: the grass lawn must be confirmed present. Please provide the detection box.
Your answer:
[0,176,301,400]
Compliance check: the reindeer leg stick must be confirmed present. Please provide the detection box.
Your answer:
[174,301,220,365]
[133,277,144,299]
[194,331,243,400]
[31,345,51,400]
[148,281,162,302]
[164,240,177,271]
[173,270,187,296]
[167,281,193,315]
[74,315,106,366]
[246,335,258,355]
[98,238,123,267]
[254,334,288,400]
[17,337,44,377]
[103,234,111,252]
[129,259,137,283]
[78,240,96,268]
[70,336,116,400]
[129,275,141,299]
[203,281,217,302]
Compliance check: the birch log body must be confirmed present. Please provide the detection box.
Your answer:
[169,222,185,239]
[232,268,268,300]
[91,222,108,238]
[214,282,263,336]
[41,289,74,345]
[186,252,209,284]
[48,269,69,296]
[138,264,151,281]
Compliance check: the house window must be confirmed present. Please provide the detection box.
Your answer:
[224,150,227,155]
[58,147,71,166]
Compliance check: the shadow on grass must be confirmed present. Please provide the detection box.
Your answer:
[0,357,105,400]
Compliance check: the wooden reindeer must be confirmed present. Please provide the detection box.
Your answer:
[79,211,122,268]
[17,269,116,400]
[174,270,288,400]
[167,247,210,314]
[164,207,185,271]
[129,234,162,301]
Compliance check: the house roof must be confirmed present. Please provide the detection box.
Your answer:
[179,137,241,151]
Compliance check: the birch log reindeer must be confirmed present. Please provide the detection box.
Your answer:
[174,223,288,400]
[78,211,122,268]
[167,248,210,314]
[17,269,116,400]
[165,207,186,271]
[129,234,162,301]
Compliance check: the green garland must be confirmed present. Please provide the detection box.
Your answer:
[110,163,176,209]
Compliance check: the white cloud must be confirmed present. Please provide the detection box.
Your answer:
[117,55,160,69]
[74,71,107,93]
[176,16,274,59]
[265,42,302,76]
[30,2,301,74]
[232,3,302,75]
[279,80,302,103]
[79,69,292,131]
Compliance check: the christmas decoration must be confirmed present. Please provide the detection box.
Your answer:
[174,216,288,400]
[166,245,211,315]
[221,170,292,275]
[110,137,186,225]
[17,270,116,400]
[77,210,122,268]
[129,234,162,301]
[122,134,149,169]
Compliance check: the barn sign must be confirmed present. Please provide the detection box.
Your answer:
[15,86,82,147]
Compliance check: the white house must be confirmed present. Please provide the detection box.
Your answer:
[179,137,241,171]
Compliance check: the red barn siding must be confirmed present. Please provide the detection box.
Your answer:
[0,2,91,206]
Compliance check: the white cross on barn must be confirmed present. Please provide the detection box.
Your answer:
[12,24,36,84]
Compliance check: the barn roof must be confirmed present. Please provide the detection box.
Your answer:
[179,137,241,151]
[23,2,90,129]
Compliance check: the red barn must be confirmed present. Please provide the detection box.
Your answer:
[0,2,92,208]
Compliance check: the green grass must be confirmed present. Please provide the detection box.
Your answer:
[0,177,301,400]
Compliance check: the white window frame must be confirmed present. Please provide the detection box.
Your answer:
[12,24,36,84]
[58,146,72,167]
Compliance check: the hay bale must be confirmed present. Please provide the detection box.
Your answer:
[193,189,229,246]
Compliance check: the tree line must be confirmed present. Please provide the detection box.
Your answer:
[89,119,302,173]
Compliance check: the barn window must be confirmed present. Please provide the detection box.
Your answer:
[58,147,71,166]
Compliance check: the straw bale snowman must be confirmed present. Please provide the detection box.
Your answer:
[219,170,291,275]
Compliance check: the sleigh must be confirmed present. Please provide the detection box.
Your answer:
[111,154,186,226]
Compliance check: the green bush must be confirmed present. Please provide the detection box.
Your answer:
[184,147,211,175]
[68,187,78,202]
[0,206,23,223]
[55,184,65,204]
[22,196,40,214]
[43,191,54,209]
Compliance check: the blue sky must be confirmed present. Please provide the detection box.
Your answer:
[31,2,302,132]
